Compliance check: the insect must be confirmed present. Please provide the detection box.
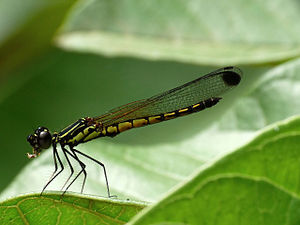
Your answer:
[27,66,242,197]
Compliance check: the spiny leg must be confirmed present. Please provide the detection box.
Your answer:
[72,148,115,198]
[60,146,75,191]
[61,148,87,195]
[41,143,64,195]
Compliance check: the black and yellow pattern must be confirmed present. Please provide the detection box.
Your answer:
[74,97,221,143]
[26,66,242,197]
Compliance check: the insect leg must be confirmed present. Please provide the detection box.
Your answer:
[41,143,64,195]
[61,147,87,195]
[60,145,75,191]
[71,148,115,198]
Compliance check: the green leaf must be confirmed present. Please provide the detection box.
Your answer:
[57,0,300,65]
[128,116,300,224]
[133,176,300,225]
[0,192,146,225]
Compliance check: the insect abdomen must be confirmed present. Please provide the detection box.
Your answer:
[103,97,221,137]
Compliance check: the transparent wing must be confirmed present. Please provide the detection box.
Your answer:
[93,67,242,126]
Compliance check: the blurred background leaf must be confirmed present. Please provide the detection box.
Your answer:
[0,0,300,222]
[0,0,77,88]
[58,0,300,65]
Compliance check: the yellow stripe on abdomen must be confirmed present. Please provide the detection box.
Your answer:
[132,118,148,127]
[106,126,118,134]
[148,115,163,124]
[177,107,191,116]
[163,112,176,120]
[104,98,221,136]
[118,121,133,132]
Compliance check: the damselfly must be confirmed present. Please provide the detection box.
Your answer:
[27,66,242,197]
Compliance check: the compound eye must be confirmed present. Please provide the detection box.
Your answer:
[35,127,47,134]
[38,131,52,149]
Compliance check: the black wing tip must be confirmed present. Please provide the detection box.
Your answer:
[222,66,242,86]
